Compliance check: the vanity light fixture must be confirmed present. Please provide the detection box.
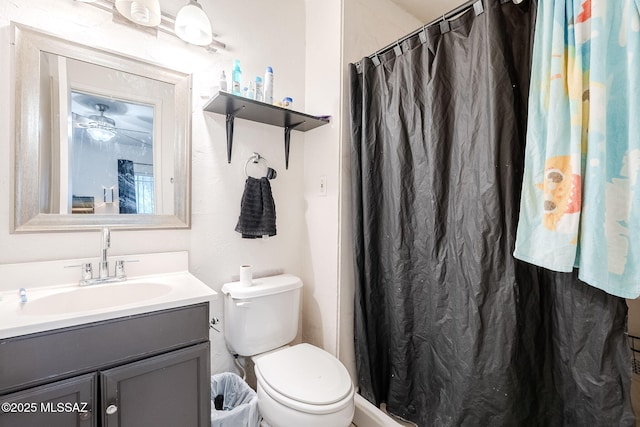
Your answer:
[73,0,225,52]
[114,0,161,27]
[174,0,213,46]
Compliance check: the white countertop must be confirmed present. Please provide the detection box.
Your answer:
[0,252,217,339]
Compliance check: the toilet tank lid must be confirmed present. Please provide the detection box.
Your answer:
[221,274,302,299]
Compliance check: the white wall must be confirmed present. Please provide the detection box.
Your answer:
[0,0,307,374]
[389,0,470,23]
[343,0,423,63]
[302,0,343,358]
[188,0,307,373]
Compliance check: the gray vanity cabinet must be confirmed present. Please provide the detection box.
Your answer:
[0,303,211,427]
[0,373,96,427]
[101,342,209,427]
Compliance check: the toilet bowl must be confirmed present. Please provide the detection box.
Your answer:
[253,344,355,427]
[222,274,355,427]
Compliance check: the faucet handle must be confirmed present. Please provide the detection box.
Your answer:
[65,263,94,281]
[115,260,139,279]
[81,263,93,280]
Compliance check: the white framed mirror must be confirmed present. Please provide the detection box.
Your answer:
[10,23,192,232]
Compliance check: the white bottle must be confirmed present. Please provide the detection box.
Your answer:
[264,66,274,104]
[247,81,255,99]
[219,70,227,92]
[255,76,264,102]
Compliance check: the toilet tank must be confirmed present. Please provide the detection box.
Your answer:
[222,274,302,356]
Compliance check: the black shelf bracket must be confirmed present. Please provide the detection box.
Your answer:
[225,106,246,164]
[284,121,305,169]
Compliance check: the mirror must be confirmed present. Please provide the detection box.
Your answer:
[11,23,192,232]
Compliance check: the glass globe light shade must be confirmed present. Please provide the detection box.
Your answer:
[175,1,213,46]
[115,0,161,27]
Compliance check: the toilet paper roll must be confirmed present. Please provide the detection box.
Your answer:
[239,265,253,286]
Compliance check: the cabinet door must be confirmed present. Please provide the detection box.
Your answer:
[101,342,210,427]
[0,373,96,427]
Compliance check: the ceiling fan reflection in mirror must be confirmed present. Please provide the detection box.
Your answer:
[84,103,116,141]
[71,92,154,145]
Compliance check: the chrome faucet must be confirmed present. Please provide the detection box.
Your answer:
[70,228,135,286]
[99,227,110,279]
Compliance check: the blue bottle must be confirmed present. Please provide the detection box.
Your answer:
[232,60,242,95]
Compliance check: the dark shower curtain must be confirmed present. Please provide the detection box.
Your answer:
[349,1,634,426]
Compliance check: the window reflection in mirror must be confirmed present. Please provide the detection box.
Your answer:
[70,91,155,215]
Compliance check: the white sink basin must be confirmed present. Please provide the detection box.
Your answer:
[21,282,173,316]
[0,270,217,339]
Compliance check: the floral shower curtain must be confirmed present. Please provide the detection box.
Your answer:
[514,0,640,298]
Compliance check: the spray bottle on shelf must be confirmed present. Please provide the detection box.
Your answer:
[232,60,242,95]
[219,70,227,92]
[247,81,255,99]
[255,76,264,102]
[264,66,274,104]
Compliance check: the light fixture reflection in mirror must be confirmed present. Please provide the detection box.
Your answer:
[85,104,116,142]
[70,91,155,215]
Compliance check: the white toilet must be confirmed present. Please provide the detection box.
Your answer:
[222,274,355,427]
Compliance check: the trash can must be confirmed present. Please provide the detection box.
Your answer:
[210,372,260,427]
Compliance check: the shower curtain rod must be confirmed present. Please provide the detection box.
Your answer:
[363,0,522,63]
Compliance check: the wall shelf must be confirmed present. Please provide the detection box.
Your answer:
[202,91,330,169]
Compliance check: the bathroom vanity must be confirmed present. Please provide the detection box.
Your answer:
[0,252,217,427]
[0,304,210,427]
[4,19,217,426]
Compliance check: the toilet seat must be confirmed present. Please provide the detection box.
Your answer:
[254,343,354,415]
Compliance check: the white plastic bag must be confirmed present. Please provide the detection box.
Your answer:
[210,372,260,427]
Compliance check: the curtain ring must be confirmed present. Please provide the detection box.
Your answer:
[393,41,402,56]
[440,13,451,34]
[419,25,428,43]
[372,51,381,66]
